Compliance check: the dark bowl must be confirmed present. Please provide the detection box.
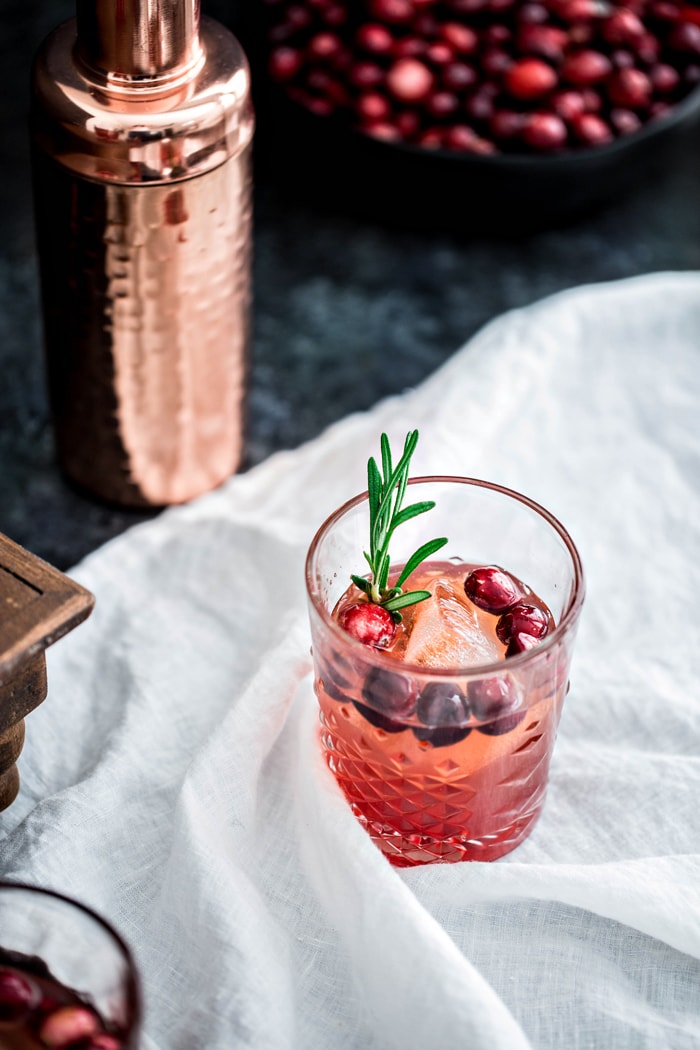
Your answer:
[252,77,700,235]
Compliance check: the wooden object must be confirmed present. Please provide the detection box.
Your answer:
[0,533,94,811]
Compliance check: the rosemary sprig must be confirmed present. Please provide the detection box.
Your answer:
[351,430,447,620]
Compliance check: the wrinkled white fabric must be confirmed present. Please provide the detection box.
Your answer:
[2,272,699,1050]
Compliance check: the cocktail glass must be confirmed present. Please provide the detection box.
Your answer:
[305,476,585,866]
[0,881,141,1048]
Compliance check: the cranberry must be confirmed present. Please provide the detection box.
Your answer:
[635,32,661,63]
[571,112,614,144]
[414,682,471,747]
[39,1006,101,1048]
[348,61,384,89]
[356,23,394,55]
[464,566,521,614]
[481,48,514,78]
[443,123,482,150]
[426,42,454,66]
[552,88,587,119]
[394,36,426,58]
[0,969,38,1022]
[561,49,613,85]
[668,21,700,54]
[363,121,402,140]
[307,32,343,61]
[468,675,524,734]
[518,2,550,23]
[610,48,636,69]
[496,601,549,644]
[268,47,304,82]
[442,61,479,91]
[607,67,652,108]
[523,112,568,148]
[504,57,558,98]
[426,91,460,118]
[680,5,700,28]
[556,0,604,20]
[650,62,681,93]
[395,110,421,137]
[356,92,392,122]
[491,108,527,138]
[85,1036,122,1050]
[358,666,417,730]
[386,58,434,101]
[368,0,413,22]
[602,9,646,45]
[505,631,543,656]
[484,23,512,46]
[441,22,479,54]
[610,106,643,133]
[517,24,568,62]
[339,602,396,646]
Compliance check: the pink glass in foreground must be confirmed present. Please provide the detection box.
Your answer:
[306,477,585,867]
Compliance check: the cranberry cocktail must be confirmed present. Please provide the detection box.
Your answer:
[306,432,584,866]
[0,884,140,1050]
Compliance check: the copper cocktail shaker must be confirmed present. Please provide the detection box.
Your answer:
[30,0,254,506]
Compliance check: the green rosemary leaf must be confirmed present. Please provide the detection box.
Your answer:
[351,575,371,595]
[391,500,436,530]
[395,537,448,588]
[367,457,382,542]
[383,589,432,612]
[380,432,392,488]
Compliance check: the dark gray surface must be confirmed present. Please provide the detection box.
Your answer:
[2,0,699,570]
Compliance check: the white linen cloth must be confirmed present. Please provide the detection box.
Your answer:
[1,271,699,1050]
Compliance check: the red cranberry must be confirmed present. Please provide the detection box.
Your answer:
[556,0,605,20]
[284,5,313,31]
[394,37,426,58]
[484,23,512,46]
[363,120,402,140]
[386,58,434,101]
[426,90,460,118]
[464,566,521,614]
[602,9,646,45]
[268,47,303,82]
[0,969,38,1022]
[610,106,643,133]
[650,62,680,93]
[426,42,455,66]
[321,5,348,27]
[517,24,568,62]
[368,0,413,22]
[635,32,661,63]
[414,682,471,747]
[356,92,392,122]
[481,48,514,78]
[668,21,700,53]
[85,1036,122,1050]
[607,67,652,108]
[356,23,394,55]
[442,61,479,91]
[561,49,613,85]
[491,108,527,138]
[348,61,384,89]
[523,111,568,148]
[338,602,396,647]
[468,672,521,713]
[307,32,343,61]
[649,0,680,16]
[581,87,603,111]
[39,1006,101,1048]
[466,88,498,121]
[443,123,482,150]
[417,128,445,148]
[680,5,700,28]
[441,22,479,54]
[610,48,636,69]
[504,57,558,98]
[496,602,549,644]
[518,2,550,22]
[395,110,421,137]
[552,88,587,119]
[359,666,417,728]
[505,632,542,657]
[571,111,614,143]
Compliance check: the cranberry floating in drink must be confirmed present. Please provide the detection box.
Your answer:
[306,432,585,866]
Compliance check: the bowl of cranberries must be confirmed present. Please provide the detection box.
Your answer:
[252,0,700,231]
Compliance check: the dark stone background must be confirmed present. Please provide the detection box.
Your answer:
[1,0,699,570]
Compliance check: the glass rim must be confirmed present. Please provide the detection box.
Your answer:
[305,475,586,678]
[0,880,142,1031]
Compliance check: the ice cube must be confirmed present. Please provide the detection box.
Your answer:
[402,577,502,669]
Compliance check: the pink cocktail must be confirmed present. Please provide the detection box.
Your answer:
[306,468,584,866]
